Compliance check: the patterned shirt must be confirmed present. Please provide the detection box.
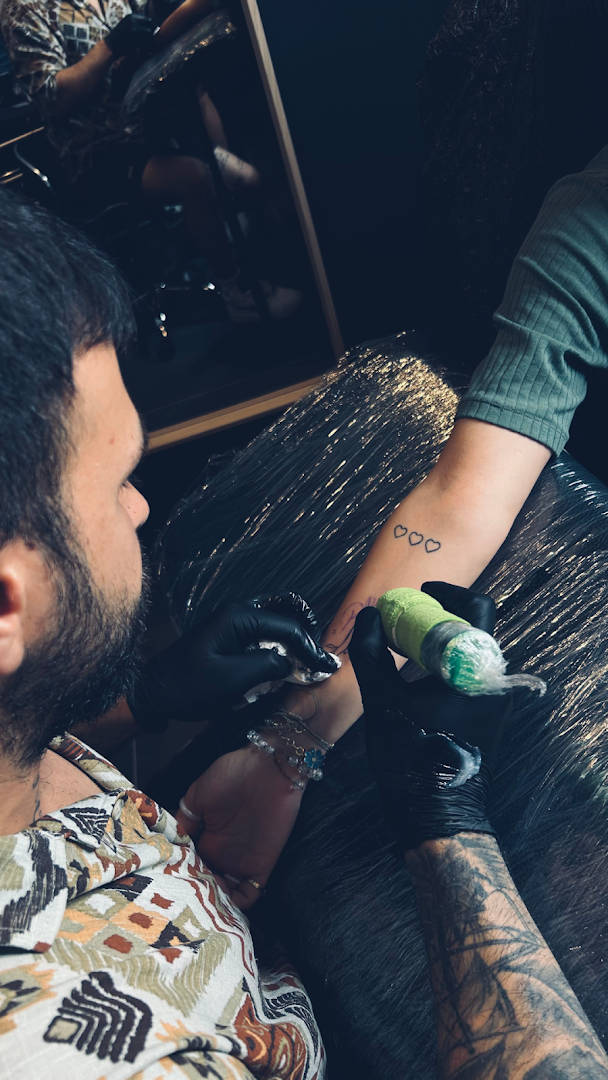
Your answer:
[0,734,324,1080]
[1,0,145,180]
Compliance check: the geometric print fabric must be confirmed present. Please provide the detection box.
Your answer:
[0,735,324,1079]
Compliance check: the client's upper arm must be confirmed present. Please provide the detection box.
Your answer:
[430,418,551,528]
[457,156,608,458]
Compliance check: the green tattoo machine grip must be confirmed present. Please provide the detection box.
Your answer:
[377,588,546,696]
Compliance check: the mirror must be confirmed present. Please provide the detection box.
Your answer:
[0,0,342,445]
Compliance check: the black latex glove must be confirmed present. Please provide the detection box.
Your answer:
[349,581,512,853]
[128,595,338,738]
[105,14,156,57]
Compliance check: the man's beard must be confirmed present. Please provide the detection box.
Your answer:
[0,543,150,772]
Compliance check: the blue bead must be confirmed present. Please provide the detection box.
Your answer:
[304,749,325,769]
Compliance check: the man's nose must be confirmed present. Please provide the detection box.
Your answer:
[135,488,150,529]
[125,484,150,529]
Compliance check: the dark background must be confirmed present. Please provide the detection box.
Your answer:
[257,0,450,347]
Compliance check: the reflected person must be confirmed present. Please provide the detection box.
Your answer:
[1,0,300,321]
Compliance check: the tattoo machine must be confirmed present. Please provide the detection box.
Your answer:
[243,593,341,704]
[377,588,546,696]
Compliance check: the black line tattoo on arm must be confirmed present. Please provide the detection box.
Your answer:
[324,596,377,657]
[393,525,441,553]
[406,833,608,1080]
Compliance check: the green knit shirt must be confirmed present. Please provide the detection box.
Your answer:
[457,143,608,455]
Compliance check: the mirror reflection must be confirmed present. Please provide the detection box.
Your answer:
[0,0,335,432]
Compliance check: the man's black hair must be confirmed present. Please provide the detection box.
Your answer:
[0,189,135,559]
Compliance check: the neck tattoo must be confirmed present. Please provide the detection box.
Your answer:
[31,770,41,825]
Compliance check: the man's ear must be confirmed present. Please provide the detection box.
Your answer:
[0,541,50,677]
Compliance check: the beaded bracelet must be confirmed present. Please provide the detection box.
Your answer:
[272,729,327,773]
[273,755,306,791]
[246,729,306,790]
[247,729,324,782]
[268,707,334,753]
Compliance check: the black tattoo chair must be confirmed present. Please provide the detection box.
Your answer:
[149,331,608,1078]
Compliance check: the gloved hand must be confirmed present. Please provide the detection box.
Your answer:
[105,14,156,58]
[128,595,338,742]
[349,581,512,853]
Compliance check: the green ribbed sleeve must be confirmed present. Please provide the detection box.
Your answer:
[456,145,608,455]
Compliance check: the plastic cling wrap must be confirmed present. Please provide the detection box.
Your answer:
[159,332,608,1077]
[438,626,544,695]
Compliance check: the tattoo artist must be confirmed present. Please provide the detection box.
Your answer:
[350,581,608,1080]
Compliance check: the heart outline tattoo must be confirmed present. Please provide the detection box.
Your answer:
[394,525,408,539]
[425,539,441,553]
[408,531,423,546]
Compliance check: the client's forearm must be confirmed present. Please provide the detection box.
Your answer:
[406,834,608,1079]
[328,419,551,650]
[285,419,550,740]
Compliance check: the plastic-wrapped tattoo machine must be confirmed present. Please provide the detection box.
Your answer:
[378,587,546,696]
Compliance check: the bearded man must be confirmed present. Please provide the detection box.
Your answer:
[0,189,335,1078]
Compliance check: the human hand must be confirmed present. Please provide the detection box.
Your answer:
[105,14,156,58]
[349,581,512,852]
[129,595,338,742]
[177,743,304,910]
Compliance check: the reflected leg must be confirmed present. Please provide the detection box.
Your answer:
[198,91,261,193]
[198,91,228,149]
[141,153,237,279]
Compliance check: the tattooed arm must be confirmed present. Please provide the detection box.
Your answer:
[284,419,550,740]
[181,429,548,907]
[349,597,608,1077]
[407,834,608,1080]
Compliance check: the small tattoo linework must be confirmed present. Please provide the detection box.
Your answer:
[325,596,378,656]
[393,526,441,554]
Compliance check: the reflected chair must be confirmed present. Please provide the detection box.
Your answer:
[12,136,205,362]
